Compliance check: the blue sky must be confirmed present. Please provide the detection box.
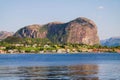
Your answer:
[0,0,120,40]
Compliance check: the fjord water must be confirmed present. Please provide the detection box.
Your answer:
[0,53,120,80]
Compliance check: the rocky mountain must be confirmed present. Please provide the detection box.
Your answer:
[14,17,100,45]
[0,31,14,40]
[100,37,120,46]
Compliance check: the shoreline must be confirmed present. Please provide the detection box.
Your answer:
[0,52,119,54]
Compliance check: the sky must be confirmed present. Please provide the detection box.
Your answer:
[0,0,120,40]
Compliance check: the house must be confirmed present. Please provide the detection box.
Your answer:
[0,46,6,49]
[0,50,6,53]
[57,49,66,53]
[8,50,14,53]
[44,45,50,48]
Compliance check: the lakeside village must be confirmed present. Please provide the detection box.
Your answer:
[0,37,120,54]
[0,43,120,54]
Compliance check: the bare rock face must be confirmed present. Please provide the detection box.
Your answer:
[14,24,47,38]
[14,17,100,45]
[66,17,99,45]
[0,31,14,40]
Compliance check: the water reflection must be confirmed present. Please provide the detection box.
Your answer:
[0,64,99,80]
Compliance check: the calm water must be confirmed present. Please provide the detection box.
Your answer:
[0,53,120,80]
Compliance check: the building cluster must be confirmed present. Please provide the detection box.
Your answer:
[0,44,120,54]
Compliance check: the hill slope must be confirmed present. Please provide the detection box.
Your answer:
[101,37,120,46]
[0,31,14,40]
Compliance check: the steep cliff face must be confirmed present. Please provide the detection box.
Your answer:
[14,17,100,45]
[65,17,99,45]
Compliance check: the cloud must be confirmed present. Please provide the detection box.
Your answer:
[98,6,104,9]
